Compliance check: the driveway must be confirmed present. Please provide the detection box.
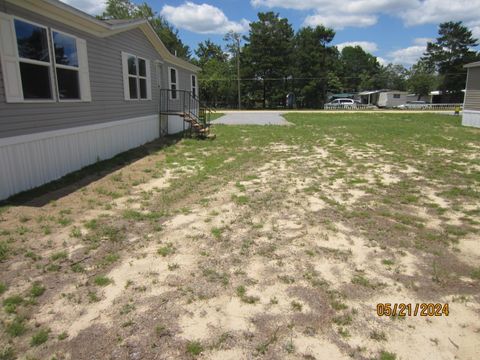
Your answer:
[213,111,291,125]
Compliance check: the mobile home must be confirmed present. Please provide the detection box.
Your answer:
[0,0,202,200]
[358,90,408,108]
[463,61,480,128]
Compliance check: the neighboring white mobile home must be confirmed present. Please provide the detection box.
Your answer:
[359,90,408,108]
[377,91,408,108]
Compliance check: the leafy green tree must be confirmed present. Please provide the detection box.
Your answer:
[194,40,227,67]
[243,12,294,108]
[224,31,243,109]
[376,64,408,90]
[340,46,382,91]
[407,62,438,100]
[422,21,479,99]
[100,0,190,60]
[193,40,233,107]
[294,26,336,107]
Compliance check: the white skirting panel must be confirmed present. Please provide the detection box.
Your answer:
[168,115,190,135]
[0,114,159,200]
[462,110,480,128]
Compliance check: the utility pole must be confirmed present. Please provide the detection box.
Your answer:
[235,35,241,110]
[224,31,242,110]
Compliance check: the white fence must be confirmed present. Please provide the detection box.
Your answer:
[323,103,463,111]
[323,104,376,110]
[396,103,463,110]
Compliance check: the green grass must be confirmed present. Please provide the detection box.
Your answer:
[0,241,9,261]
[57,331,68,340]
[351,275,371,287]
[158,243,175,257]
[211,227,223,239]
[50,251,68,261]
[30,281,46,297]
[186,340,203,356]
[3,295,23,314]
[100,253,120,266]
[231,194,249,205]
[94,276,113,286]
[0,346,15,360]
[122,209,164,221]
[0,282,7,295]
[30,328,49,346]
[380,351,397,360]
[471,268,480,280]
[5,317,27,337]
[235,285,259,304]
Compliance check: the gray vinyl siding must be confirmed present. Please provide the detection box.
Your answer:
[465,67,480,111]
[0,2,197,139]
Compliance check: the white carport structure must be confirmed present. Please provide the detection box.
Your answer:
[358,90,382,105]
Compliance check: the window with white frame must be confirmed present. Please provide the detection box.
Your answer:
[169,67,178,100]
[14,18,53,100]
[52,30,80,100]
[122,53,151,100]
[0,14,91,103]
[191,74,197,98]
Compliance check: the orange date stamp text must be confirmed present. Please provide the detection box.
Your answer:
[376,303,449,317]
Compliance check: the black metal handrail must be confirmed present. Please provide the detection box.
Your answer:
[159,89,215,132]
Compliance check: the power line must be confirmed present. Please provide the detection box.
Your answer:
[198,72,468,82]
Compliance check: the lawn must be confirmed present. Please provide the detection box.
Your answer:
[0,113,479,359]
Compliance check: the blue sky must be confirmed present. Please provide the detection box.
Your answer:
[65,0,480,66]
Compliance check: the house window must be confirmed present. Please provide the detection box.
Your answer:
[14,18,53,99]
[122,53,149,100]
[393,94,401,99]
[0,14,91,103]
[169,67,178,100]
[191,74,197,98]
[52,31,80,100]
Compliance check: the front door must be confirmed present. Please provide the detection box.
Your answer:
[156,62,162,88]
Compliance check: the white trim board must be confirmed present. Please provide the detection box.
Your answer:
[0,114,159,200]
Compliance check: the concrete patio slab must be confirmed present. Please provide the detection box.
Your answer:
[213,111,291,125]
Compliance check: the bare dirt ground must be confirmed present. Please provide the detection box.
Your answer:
[0,113,479,360]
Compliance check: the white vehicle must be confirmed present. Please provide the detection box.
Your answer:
[326,98,361,107]
[396,101,430,109]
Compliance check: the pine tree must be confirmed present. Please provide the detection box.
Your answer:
[422,21,479,99]
[243,12,294,108]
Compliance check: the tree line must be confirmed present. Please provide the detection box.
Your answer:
[102,0,480,108]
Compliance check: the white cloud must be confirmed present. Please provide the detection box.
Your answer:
[413,37,434,45]
[161,2,249,34]
[399,0,480,27]
[251,0,413,12]
[471,26,480,40]
[336,41,379,53]
[376,56,388,66]
[304,14,377,30]
[385,37,433,66]
[60,0,106,15]
[388,45,426,66]
[252,0,480,34]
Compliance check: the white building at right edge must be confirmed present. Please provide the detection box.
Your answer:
[463,61,480,128]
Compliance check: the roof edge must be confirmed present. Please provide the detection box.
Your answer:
[464,61,480,68]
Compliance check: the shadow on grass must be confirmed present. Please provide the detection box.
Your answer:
[1,135,183,208]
